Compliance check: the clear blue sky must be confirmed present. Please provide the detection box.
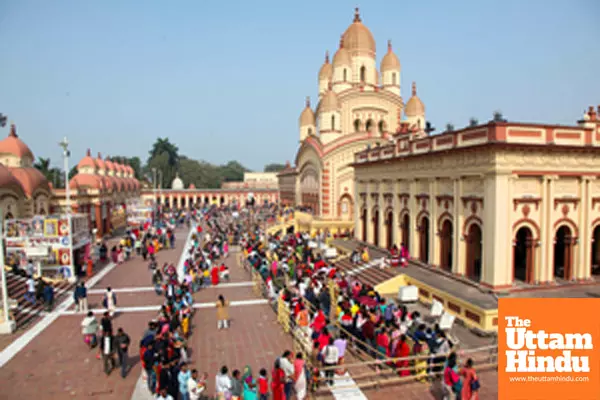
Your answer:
[1,0,598,171]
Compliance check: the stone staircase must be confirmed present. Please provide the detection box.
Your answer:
[2,270,75,329]
[335,257,398,288]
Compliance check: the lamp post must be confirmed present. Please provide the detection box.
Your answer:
[0,207,16,333]
[59,137,75,282]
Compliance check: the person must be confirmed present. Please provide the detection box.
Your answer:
[400,242,409,267]
[460,358,479,400]
[215,365,232,400]
[74,281,88,312]
[81,311,98,348]
[178,363,192,400]
[270,359,285,400]
[211,264,220,286]
[231,369,243,400]
[143,343,157,394]
[444,352,463,400]
[321,337,339,386]
[279,350,295,399]
[115,327,131,378]
[187,369,204,400]
[153,269,164,295]
[103,287,117,317]
[216,295,229,330]
[43,282,54,311]
[294,352,307,400]
[100,331,117,375]
[24,275,36,305]
[395,334,411,376]
[242,365,257,400]
[258,368,269,400]
[156,387,174,400]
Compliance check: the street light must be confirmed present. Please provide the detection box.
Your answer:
[59,137,75,281]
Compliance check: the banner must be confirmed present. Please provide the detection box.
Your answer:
[499,298,600,399]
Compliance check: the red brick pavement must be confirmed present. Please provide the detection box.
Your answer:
[0,311,155,399]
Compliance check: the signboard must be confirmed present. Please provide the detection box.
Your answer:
[25,246,50,258]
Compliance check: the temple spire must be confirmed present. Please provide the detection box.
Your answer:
[354,7,361,22]
[388,40,392,52]
[325,50,329,63]
[339,35,344,48]
[86,148,91,156]
[412,82,417,96]
[9,123,17,137]
[305,96,311,108]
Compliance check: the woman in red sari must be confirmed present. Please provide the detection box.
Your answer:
[211,265,220,286]
[271,358,286,400]
[395,334,411,376]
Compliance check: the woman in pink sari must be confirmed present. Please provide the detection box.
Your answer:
[400,243,409,267]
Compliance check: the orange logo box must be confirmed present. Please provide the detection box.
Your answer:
[498,298,600,400]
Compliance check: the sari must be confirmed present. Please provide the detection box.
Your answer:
[294,358,307,400]
[242,365,257,400]
[395,339,411,376]
[271,367,285,400]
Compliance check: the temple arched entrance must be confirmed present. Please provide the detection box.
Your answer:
[592,225,600,276]
[385,210,394,249]
[419,216,429,263]
[372,207,380,246]
[401,213,410,251]
[361,208,367,242]
[337,194,354,221]
[514,226,534,283]
[439,219,453,271]
[466,224,483,281]
[299,166,320,215]
[554,225,574,281]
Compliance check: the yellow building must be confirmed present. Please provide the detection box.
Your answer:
[280,8,426,221]
[353,106,600,291]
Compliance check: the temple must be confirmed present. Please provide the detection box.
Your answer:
[279,8,425,222]
[353,105,600,289]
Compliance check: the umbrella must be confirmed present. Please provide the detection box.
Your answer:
[357,296,378,308]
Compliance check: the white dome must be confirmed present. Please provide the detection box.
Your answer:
[172,175,184,190]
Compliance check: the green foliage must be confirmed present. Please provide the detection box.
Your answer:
[264,163,286,173]
[33,157,66,188]
[145,138,249,189]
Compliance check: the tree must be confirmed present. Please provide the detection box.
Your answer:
[445,123,455,132]
[147,138,180,188]
[34,157,65,188]
[0,113,6,128]
[264,163,287,173]
[149,138,179,168]
[218,161,247,182]
[469,118,479,127]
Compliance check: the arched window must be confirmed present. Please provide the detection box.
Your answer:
[343,69,347,82]
[392,73,397,85]
[378,120,386,133]
[360,66,366,82]
[307,128,313,136]
[331,115,335,130]
[354,119,361,132]
[365,119,374,132]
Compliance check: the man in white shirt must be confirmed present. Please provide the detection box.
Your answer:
[24,276,36,305]
[279,351,295,399]
[187,369,204,400]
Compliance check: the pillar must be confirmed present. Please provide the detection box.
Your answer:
[452,177,464,275]
[95,203,102,237]
[579,177,593,280]
[353,179,360,239]
[393,180,401,247]
[408,179,418,257]
[482,173,511,287]
[544,176,557,282]
[429,179,438,265]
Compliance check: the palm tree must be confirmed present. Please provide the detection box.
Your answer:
[149,138,179,168]
[34,157,64,187]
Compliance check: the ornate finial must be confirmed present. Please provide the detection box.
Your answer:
[388,40,392,52]
[412,82,417,96]
[97,152,102,159]
[325,51,329,63]
[305,96,311,107]
[354,7,361,22]
[285,160,291,168]
[339,35,344,48]
[9,123,17,137]
[86,148,91,156]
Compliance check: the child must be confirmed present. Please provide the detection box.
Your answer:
[219,263,230,282]
[258,368,269,400]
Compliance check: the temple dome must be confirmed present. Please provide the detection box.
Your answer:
[341,8,376,56]
[299,97,315,126]
[381,40,400,71]
[77,149,97,170]
[0,124,34,160]
[172,175,184,190]
[318,52,332,80]
[405,82,425,116]
[0,164,24,193]
[320,85,340,112]
[332,40,351,67]
[10,167,48,197]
